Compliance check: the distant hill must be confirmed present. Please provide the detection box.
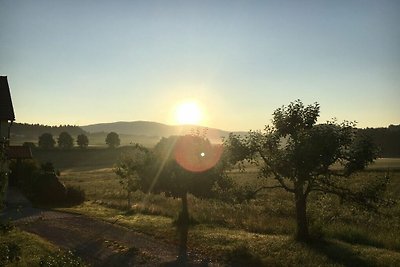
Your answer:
[10,121,400,157]
[81,121,245,143]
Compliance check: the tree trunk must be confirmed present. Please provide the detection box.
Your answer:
[295,184,309,241]
[178,191,189,263]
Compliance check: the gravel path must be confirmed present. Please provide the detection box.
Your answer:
[18,211,179,266]
[1,187,211,266]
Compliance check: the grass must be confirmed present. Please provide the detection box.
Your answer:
[0,226,57,266]
[62,201,400,266]
[14,150,400,266]
[57,164,400,265]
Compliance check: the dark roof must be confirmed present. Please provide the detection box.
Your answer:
[8,146,32,159]
[0,76,15,121]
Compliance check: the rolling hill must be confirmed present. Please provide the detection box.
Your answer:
[81,121,245,143]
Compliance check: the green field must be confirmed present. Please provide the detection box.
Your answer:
[31,147,400,172]
[6,148,400,266]
[45,148,400,266]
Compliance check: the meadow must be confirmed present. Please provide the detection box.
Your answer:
[47,148,400,266]
[3,147,400,266]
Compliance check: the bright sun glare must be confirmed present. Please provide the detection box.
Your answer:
[175,101,202,125]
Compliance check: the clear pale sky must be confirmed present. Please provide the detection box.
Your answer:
[1,0,399,131]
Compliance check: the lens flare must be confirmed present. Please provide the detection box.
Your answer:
[174,135,223,172]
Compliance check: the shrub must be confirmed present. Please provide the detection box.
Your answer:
[65,186,85,205]
[32,172,67,204]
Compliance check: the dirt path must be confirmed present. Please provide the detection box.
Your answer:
[15,210,178,266]
[1,187,212,266]
[6,209,208,266]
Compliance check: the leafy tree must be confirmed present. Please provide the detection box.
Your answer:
[115,135,228,262]
[226,100,384,241]
[58,132,74,149]
[38,133,55,149]
[114,144,149,206]
[76,134,89,149]
[105,132,120,148]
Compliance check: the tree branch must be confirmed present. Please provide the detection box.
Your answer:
[256,151,295,193]
[246,185,284,199]
[275,175,295,193]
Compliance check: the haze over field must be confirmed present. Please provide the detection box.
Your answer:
[1,1,399,131]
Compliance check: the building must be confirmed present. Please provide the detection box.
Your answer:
[0,76,15,142]
[0,76,32,186]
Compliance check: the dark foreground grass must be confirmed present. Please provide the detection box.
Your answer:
[0,227,56,266]
[60,168,400,247]
[62,202,400,266]
[56,160,400,265]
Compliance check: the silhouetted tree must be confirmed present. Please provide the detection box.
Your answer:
[38,133,55,149]
[58,132,74,149]
[105,132,120,148]
[226,100,384,241]
[149,135,227,262]
[76,134,89,149]
[115,135,228,262]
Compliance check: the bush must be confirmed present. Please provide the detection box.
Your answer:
[32,172,67,204]
[65,186,85,205]
[9,159,39,188]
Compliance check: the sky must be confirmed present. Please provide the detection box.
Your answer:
[1,0,399,131]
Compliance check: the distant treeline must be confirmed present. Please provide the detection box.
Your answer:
[10,123,87,139]
[9,122,400,157]
[359,124,400,158]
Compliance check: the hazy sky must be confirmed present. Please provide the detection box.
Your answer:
[1,0,399,131]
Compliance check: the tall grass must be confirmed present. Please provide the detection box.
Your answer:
[60,167,400,255]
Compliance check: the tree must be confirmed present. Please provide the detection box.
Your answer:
[58,131,74,149]
[226,100,383,241]
[114,144,149,206]
[105,132,120,148]
[76,134,89,149]
[115,134,228,262]
[38,133,55,149]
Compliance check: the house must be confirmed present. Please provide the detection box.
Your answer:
[0,76,15,142]
[0,76,33,186]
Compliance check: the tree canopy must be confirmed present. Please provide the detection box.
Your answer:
[58,131,74,149]
[38,133,55,149]
[105,132,120,148]
[76,134,89,149]
[226,100,384,241]
[114,144,149,206]
[115,134,229,261]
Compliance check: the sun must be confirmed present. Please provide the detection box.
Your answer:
[175,101,202,125]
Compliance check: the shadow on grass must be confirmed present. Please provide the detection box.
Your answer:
[307,239,373,267]
[101,246,155,266]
